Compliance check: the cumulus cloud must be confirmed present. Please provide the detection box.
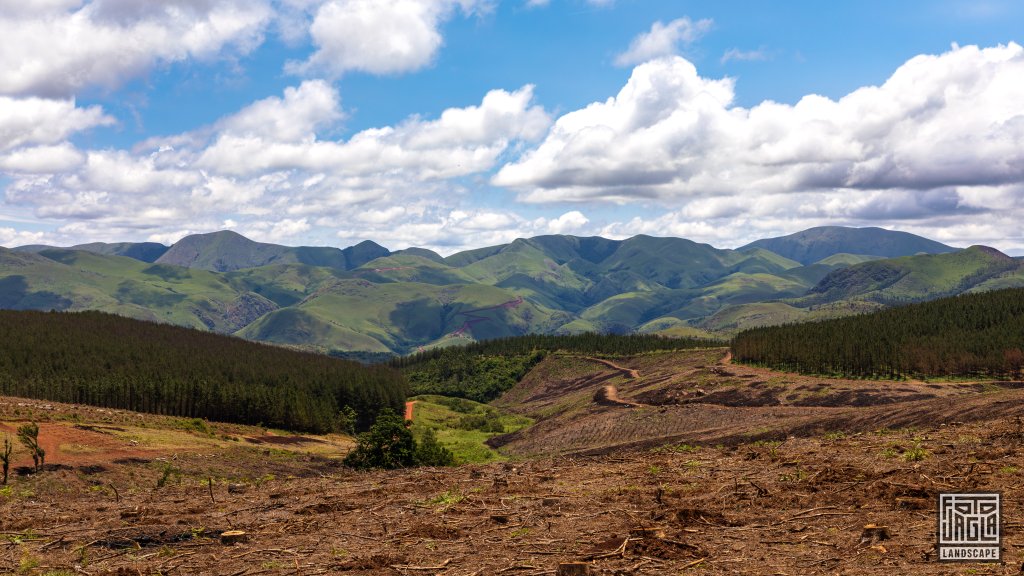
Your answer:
[614,17,712,67]
[0,96,112,151]
[0,0,273,97]
[542,210,589,234]
[497,43,1024,209]
[218,79,343,142]
[286,0,488,78]
[197,82,549,178]
[1,81,551,251]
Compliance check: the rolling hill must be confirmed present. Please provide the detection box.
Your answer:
[2,226,1015,354]
[702,245,1024,333]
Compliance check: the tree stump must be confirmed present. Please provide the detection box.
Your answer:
[556,562,592,576]
[220,530,248,545]
[860,524,890,545]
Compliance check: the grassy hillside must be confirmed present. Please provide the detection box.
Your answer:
[408,395,532,463]
[0,247,272,332]
[802,245,1022,305]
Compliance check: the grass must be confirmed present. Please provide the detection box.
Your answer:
[408,395,532,464]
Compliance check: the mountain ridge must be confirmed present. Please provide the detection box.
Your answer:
[3,227,1018,354]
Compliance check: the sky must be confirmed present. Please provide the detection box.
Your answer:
[0,0,1023,256]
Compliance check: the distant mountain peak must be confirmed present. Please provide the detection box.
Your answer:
[155,230,389,272]
[739,226,957,265]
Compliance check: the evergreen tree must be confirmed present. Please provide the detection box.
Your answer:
[732,288,1024,380]
[415,428,455,467]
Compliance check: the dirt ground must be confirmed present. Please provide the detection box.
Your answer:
[491,349,1024,458]
[4,349,1024,575]
[2,400,1024,574]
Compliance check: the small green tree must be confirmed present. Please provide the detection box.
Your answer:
[336,405,358,436]
[16,423,44,472]
[343,408,416,470]
[415,428,455,467]
[1,436,12,484]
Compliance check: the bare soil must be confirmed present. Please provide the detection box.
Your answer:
[491,349,1024,458]
[4,350,1024,574]
[4,408,1024,574]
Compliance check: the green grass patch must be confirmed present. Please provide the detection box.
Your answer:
[408,395,532,464]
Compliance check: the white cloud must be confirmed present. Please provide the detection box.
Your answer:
[497,43,1024,207]
[197,83,549,178]
[0,143,85,173]
[0,96,112,151]
[1,81,550,251]
[542,210,589,234]
[219,79,343,142]
[0,0,273,97]
[336,207,597,254]
[614,17,712,67]
[287,0,487,78]
[0,226,52,247]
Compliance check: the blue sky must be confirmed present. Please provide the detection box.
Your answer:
[0,0,1022,254]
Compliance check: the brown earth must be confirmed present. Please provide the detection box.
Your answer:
[491,348,1024,458]
[4,402,1024,574]
[4,349,1024,573]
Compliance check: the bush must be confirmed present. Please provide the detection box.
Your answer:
[456,414,504,433]
[343,409,417,470]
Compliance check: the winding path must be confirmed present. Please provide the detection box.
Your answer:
[579,357,640,379]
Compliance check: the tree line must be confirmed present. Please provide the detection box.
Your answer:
[0,310,407,433]
[393,333,720,402]
[732,288,1024,379]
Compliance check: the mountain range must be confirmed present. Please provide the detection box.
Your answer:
[5,226,1022,355]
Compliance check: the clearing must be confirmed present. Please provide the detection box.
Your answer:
[3,348,1024,573]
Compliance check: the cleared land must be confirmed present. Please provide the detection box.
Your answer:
[3,349,1024,573]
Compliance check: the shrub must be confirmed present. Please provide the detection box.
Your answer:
[344,409,417,470]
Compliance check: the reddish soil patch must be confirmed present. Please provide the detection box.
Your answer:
[0,421,159,468]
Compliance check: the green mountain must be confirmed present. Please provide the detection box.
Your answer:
[155,230,389,272]
[15,241,169,262]
[1,227,1015,355]
[739,226,956,265]
[703,246,1024,333]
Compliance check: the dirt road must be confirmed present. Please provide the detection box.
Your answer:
[580,356,640,378]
